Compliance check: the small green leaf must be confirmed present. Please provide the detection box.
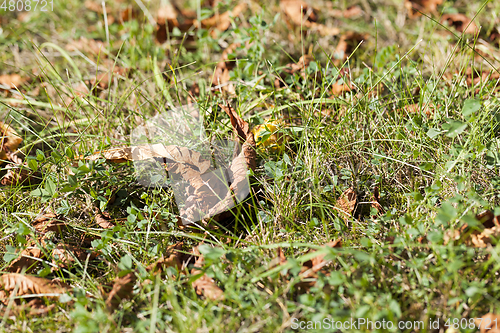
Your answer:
[3,245,18,263]
[444,120,467,138]
[118,255,133,270]
[27,159,38,171]
[198,244,225,261]
[30,187,49,197]
[65,147,74,159]
[45,178,56,197]
[36,149,45,161]
[426,128,442,138]
[461,99,481,117]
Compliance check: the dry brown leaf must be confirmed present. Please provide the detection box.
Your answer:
[274,54,314,88]
[295,239,342,290]
[84,144,211,174]
[342,5,363,19]
[280,0,317,26]
[180,104,256,224]
[402,103,434,117]
[156,2,195,43]
[51,244,97,271]
[336,187,357,217]
[200,2,247,32]
[334,31,367,65]
[308,239,342,273]
[331,81,352,95]
[462,67,500,87]
[0,74,27,89]
[146,242,184,273]
[212,43,240,94]
[0,274,70,304]
[445,210,500,248]
[370,186,384,216]
[280,0,339,36]
[191,246,225,301]
[105,272,136,311]
[306,22,340,36]
[405,0,442,18]
[6,246,43,274]
[65,37,106,59]
[441,13,478,35]
[84,0,103,14]
[476,313,500,333]
[119,7,138,23]
[329,5,363,19]
[95,213,115,229]
[32,213,68,239]
[0,121,23,161]
[0,164,41,186]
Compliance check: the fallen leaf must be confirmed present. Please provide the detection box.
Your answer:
[331,80,353,95]
[212,43,240,94]
[282,240,342,291]
[105,272,136,312]
[274,54,315,88]
[65,37,106,59]
[307,239,342,273]
[444,210,500,248]
[31,213,68,240]
[329,5,363,19]
[200,2,247,32]
[180,104,256,224]
[334,31,367,65]
[462,67,500,87]
[84,104,256,225]
[0,121,23,161]
[220,104,256,171]
[84,0,103,14]
[280,0,339,36]
[402,103,434,117]
[119,7,138,23]
[370,186,384,216]
[280,0,317,26]
[0,274,70,304]
[405,0,442,18]
[336,187,357,217]
[156,1,195,43]
[51,244,97,271]
[6,246,43,274]
[191,246,224,301]
[441,13,478,35]
[0,74,27,89]
[0,164,41,186]
[342,5,363,19]
[95,213,115,229]
[475,313,500,333]
[147,242,184,274]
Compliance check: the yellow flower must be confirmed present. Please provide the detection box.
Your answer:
[252,120,287,151]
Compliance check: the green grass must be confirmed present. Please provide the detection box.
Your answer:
[1,0,500,332]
